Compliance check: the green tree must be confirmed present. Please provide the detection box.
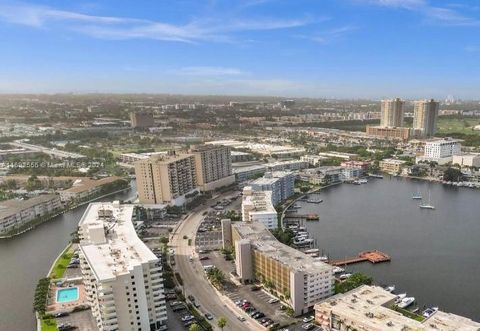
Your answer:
[443,167,463,182]
[217,317,227,331]
[189,323,200,331]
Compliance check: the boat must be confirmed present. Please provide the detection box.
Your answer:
[422,307,439,318]
[315,255,329,262]
[333,266,345,274]
[412,192,422,200]
[306,214,320,221]
[419,190,435,209]
[306,198,323,204]
[384,285,395,293]
[293,238,314,245]
[395,293,407,302]
[339,273,352,280]
[368,173,384,179]
[304,248,320,254]
[397,297,415,309]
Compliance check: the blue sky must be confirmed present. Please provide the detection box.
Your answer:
[0,0,480,99]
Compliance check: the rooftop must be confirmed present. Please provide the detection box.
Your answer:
[315,285,480,331]
[233,221,333,274]
[61,176,122,194]
[79,202,157,282]
[0,194,59,219]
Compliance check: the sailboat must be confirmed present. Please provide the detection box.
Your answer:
[419,190,435,209]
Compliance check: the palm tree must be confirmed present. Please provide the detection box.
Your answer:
[217,317,227,331]
[189,323,200,331]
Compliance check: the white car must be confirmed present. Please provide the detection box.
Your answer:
[302,316,314,323]
[237,316,246,322]
[181,315,194,322]
[302,323,315,330]
[268,298,279,304]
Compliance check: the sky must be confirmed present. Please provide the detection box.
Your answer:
[0,0,480,99]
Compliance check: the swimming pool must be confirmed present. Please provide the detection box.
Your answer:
[56,287,79,303]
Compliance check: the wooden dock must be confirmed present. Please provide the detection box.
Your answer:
[331,250,391,266]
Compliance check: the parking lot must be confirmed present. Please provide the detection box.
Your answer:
[56,309,97,331]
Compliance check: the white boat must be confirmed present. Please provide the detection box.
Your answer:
[333,266,345,274]
[419,190,435,209]
[398,297,415,309]
[294,238,314,245]
[395,293,407,302]
[422,307,439,318]
[303,248,320,254]
[306,198,323,204]
[412,193,422,200]
[339,273,352,280]
[384,285,395,293]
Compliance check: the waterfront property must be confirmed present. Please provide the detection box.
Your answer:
[0,194,62,235]
[314,285,480,331]
[250,171,295,205]
[331,250,391,266]
[78,202,167,331]
[225,220,334,316]
[58,176,126,203]
[241,186,278,229]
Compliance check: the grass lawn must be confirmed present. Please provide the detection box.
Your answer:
[49,244,74,279]
[437,117,480,135]
[41,317,58,331]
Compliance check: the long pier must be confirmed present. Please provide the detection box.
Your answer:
[331,250,391,266]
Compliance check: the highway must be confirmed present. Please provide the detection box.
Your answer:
[171,192,263,331]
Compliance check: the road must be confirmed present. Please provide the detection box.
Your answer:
[171,192,264,331]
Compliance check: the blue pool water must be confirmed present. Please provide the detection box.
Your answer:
[56,287,79,303]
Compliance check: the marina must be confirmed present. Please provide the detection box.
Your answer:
[331,250,391,266]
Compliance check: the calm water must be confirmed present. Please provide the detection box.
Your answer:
[299,177,480,321]
[0,182,136,331]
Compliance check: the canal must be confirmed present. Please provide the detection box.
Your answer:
[298,176,480,321]
[0,182,137,331]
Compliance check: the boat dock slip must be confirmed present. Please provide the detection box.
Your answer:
[331,250,391,266]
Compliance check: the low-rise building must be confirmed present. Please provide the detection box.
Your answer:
[301,155,327,167]
[315,285,480,331]
[233,164,267,182]
[366,126,411,141]
[0,194,62,234]
[228,221,334,316]
[231,151,253,163]
[79,202,167,331]
[266,160,309,171]
[59,177,126,202]
[379,159,406,174]
[318,151,358,160]
[452,153,480,168]
[241,187,277,229]
[250,171,295,205]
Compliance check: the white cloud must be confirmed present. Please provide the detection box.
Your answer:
[361,0,480,26]
[173,66,248,76]
[307,25,357,44]
[0,2,314,43]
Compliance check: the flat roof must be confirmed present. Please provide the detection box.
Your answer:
[233,221,333,274]
[0,194,59,219]
[61,176,122,194]
[79,203,157,282]
[315,285,480,330]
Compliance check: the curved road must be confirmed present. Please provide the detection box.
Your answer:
[171,193,263,331]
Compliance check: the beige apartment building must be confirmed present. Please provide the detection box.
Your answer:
[135,152,197,206]
[190,144,235,191]
[381,98,405,127]
[79,202,167,331]
[227,221,334,316]
[366,126,411,141]
[413,99,439,137]
[379,158,406,174]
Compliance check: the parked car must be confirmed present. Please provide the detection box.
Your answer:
[181,315,195,322]
[54,312,69,318]
[268,298,279,304]
[237,316,246,322]
[251,285,261,291]
[199,256,209,261]
[302,323,315,330]
[254,312,265,319]
[302,316,314,323]
[204,313,213,320]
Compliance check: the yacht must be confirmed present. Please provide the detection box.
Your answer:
[333,266,345,274]
[395,293,407,303]
[419,190,435,209]
[412,193,422,200]
[397,297,415,309]
[384,285,395,293]
[339,273,352,280]
[422,307,439,318]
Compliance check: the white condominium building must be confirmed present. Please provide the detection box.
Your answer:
[250,171,295,205]
[424,138,461,159]
[241,186,278,229]
[79,202,167,331]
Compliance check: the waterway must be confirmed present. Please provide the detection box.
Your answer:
[0,182,137,331]
[298,176,480,320]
